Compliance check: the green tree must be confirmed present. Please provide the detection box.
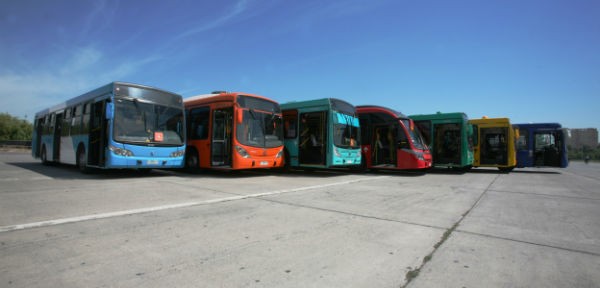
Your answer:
[568,145,600,161]
[0,113,33,140]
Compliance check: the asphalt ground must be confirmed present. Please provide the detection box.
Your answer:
[1,151,598,287]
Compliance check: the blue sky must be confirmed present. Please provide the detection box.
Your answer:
[1,0,599,132]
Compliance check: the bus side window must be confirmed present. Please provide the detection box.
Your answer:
[397,125,409,149]
[82,103,91,134]
[62,108,72,136]
[189,107,209,140]
[71,104,83,135]
[44,115,51,135]
[284,113,297,139]
[517,129,528,150]
[49,114,56,134]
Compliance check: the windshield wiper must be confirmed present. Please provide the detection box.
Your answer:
[248,108,257,120]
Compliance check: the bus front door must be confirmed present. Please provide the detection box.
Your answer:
[480,128,508,166]
[534,131,561,167]
[434,123,461,165]
[298,112,326,166]
[211,108,232,167]
[371,125,396,167]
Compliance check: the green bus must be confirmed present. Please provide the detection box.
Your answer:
[281,98,361,169]
[409,112,474,169]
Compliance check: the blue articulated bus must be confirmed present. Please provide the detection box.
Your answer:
[513,123,568,168]
[281,98,361,169]
[32,82,186,173]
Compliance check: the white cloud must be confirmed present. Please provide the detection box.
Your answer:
[59,47,103,75]
[0,46,160,121]
[80,0,119,38]
[0,72,83,119]
[174,0,250,40]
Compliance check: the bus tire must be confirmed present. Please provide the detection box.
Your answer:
[498,166,514,173]
[185,148,199,171]
[77,146,91,174]
[41,145,49,165]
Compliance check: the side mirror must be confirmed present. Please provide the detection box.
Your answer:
[236,110,243,124]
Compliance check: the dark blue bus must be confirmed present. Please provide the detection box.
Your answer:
[513,123,568,168]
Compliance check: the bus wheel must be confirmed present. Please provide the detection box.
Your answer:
[41,146,49,165]
[185,149,199,170]
[77,147,91,174]
[498,166,514,173]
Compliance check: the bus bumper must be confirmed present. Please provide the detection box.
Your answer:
[106,154,185,169]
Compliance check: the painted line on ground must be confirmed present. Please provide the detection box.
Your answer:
[0,176,53,182]
[0,176,388,233]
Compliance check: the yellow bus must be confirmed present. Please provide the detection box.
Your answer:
[469,117,517,172]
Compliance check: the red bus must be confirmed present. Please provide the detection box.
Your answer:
[184,91,284,170]
[357,105,432,170]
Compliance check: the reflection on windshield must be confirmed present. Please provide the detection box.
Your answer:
[401,119,427,150]
[113,99,184,145]
[333,113,360,149]
[236,110,283,148]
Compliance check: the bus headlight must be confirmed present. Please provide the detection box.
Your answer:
[235,145,250,158]
[416,152,424,161]
[333,147,341,157]
[170,150,185,157]
[275,149,283,159]
[109,145,133,157]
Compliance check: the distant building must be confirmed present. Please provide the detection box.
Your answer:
[566,128,598,149]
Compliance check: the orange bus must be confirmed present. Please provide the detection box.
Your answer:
[184,91,285,170]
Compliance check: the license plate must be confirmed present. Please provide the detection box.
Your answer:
[147,160,159,165]
[346,160,353,164]
[260,161,269,166]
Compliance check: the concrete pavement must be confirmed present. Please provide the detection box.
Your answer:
[1,152,598,287]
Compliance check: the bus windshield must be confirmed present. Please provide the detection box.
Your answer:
[401,119,427,150]
[237,109,283,148]
[114,98,184,146]
[333,113,360,149]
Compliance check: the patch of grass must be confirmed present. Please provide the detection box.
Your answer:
[405,268,420,282]
[434,222,459,248]
[423,254,432,263]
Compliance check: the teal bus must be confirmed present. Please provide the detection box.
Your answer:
[409,112,474,169]
[32,82,186,173]
[281,98,361,169]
